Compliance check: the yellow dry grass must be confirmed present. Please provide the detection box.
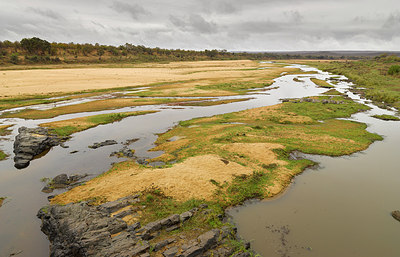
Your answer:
[52,154,253,204]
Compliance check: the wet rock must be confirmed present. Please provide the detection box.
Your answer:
[13,126,60,169]
[391,210,400,222]
[41,174,88,193]
[111,146,135,158]
[88,140,118,149]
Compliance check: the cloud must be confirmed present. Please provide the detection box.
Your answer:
[111,1,149,20]
[27,7,64,21]
[170,14,218,34]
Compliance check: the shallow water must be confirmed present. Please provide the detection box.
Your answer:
[228,72,400,256]
[0,64,398,256]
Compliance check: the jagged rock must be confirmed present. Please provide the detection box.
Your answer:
[13,126,60,169]
[37,200,136,257]
[99,195,140,213]
[154,238,175,252]
[180,211,193,222]
[38,198,242,257]
[163,246,179,257]
[391,210,400,222]
[88,140,118,149]
[114,209,135,219]
[41,173,88,193]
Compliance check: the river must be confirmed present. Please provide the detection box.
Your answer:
[0,64,398,256]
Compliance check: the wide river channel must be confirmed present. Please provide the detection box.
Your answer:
[0,64,399,256]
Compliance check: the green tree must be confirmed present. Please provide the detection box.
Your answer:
[20,37,51,55]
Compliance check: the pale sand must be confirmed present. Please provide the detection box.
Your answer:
[0,60,273,97]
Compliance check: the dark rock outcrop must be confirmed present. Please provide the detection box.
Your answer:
[88,140,117,149]
[391,210,400,222]
[38,196,246,257]
[42,174,88,193]
[13,126,60,169]
[37,195,140,257]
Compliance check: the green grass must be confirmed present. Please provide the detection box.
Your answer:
[0,151,8,161]
[310,78,334,88]
[280,96,370,120]
[197,81,271,93]
[322,89,343,95]
[45,111,157,137]
[372,114,400,121]
[311,57,400,109]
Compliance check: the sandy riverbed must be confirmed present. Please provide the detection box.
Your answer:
[0,60,274,97]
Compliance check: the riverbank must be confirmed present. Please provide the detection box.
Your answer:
[47,94,381,256]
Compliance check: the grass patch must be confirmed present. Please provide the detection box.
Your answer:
[1,98,194,119]
[197,81,271,93]
[178,98,251,106]
[322,89,343,95]
[41,111,157,137]
[310,57,400,109]
[280,96,370,120]
[0,151,8,161]
[372,114,400,121]
[0,125,12,136]
[310,78,334,88]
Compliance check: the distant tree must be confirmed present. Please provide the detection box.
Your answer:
[20,37,51,55]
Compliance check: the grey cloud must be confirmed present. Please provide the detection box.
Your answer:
[383,12,400,29]
[170,14,218,34]
[27,7,64,21]
[283,10,304,23]
[111,1,149,20]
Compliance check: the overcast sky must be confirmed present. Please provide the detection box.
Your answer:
[1,0,399,51]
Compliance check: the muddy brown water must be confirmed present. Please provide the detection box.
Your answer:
[0,64,398,256]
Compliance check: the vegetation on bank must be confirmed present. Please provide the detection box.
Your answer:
[310,55,400,109]
[0,98,203,120]
[372,114,400,121]
[310,78,334,88]
[0,125,13,160]
[177,98,252,107]
[51,95,381,255]
[40,111,157,137]
[0,37,362,68]
[322,89,344,95]
[0,197,5,207]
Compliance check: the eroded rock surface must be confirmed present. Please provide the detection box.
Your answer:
[13,127,60,169]
[38,196,247,257]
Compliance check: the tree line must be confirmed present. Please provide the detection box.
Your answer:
[0,37,364,66]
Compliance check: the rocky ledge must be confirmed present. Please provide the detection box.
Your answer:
[38,195,248,257]
[13,126,60,169]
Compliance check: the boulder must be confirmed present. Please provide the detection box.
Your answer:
[13,127,60,169]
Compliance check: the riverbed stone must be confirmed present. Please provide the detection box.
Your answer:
[391,210,400,222]
[13,126,60,169]
[88,139,118,149]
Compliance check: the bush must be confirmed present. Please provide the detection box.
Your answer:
[388,65,400,75]
[9,53,19,64]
